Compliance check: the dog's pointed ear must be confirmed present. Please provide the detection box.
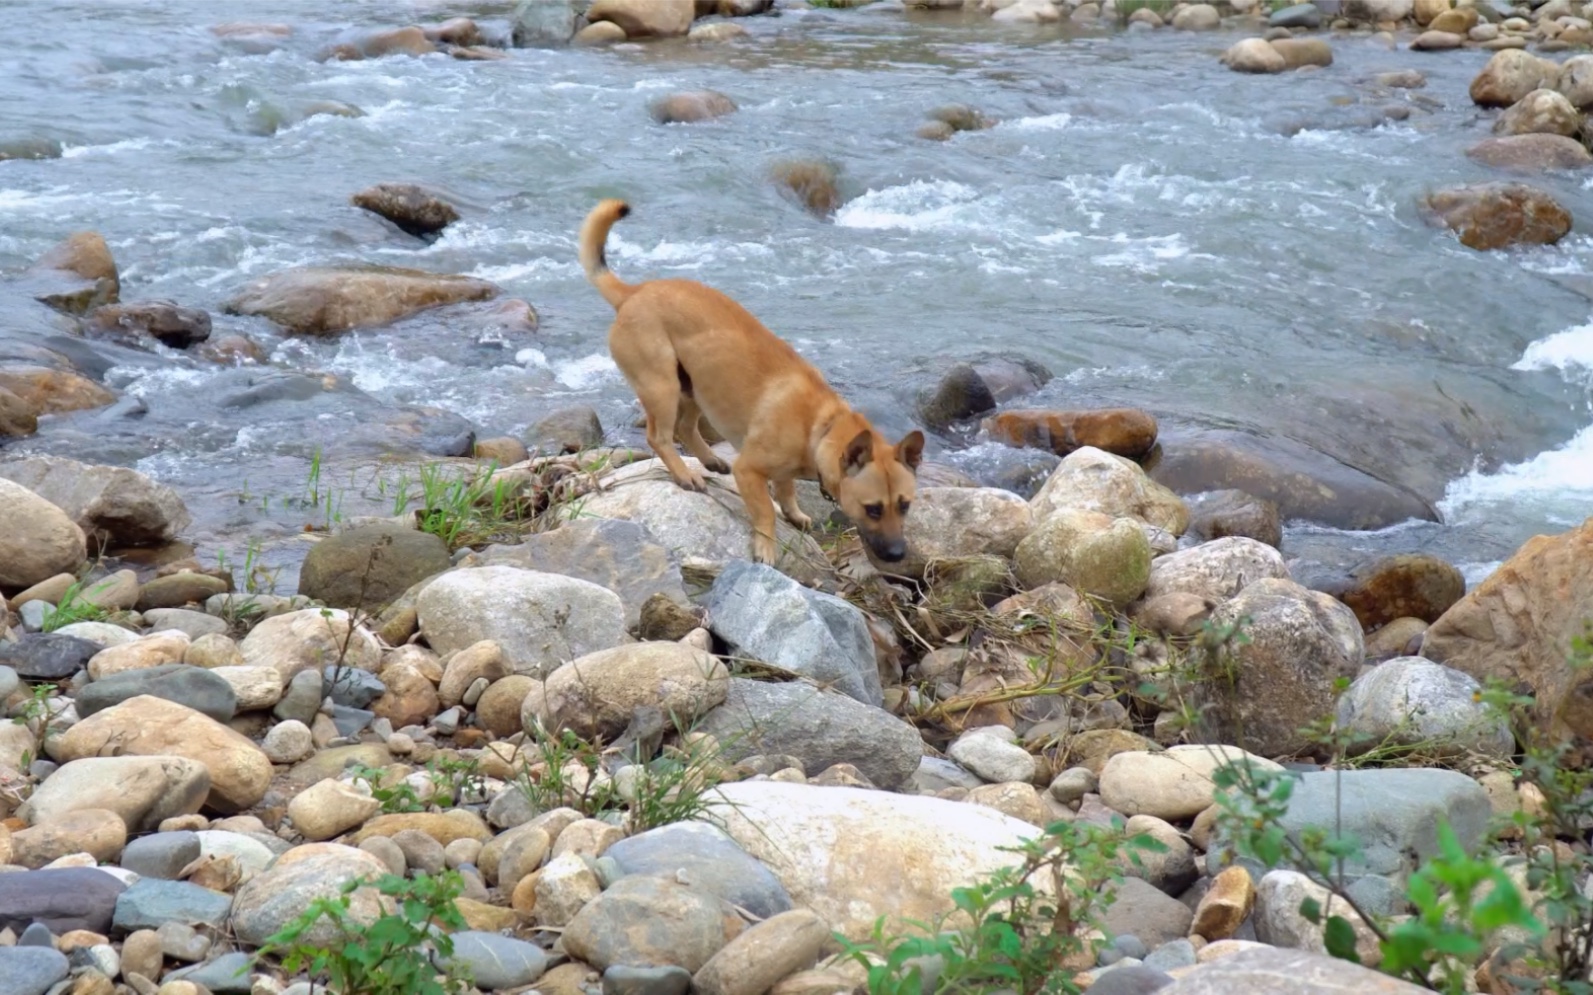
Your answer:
[842,429,875,476]
[896,430,925,473]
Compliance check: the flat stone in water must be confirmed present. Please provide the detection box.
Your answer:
[112,879,233,932]
[0,946,71,995]
[0,868,127,934]
[604,822,792,920]
[76,664,239,722]
[437,932,548,989]
[601,964,692,995]
[0,633,102,679]
[121,831,202,880]
[167,951,255,994]
[1269,3,1321,27]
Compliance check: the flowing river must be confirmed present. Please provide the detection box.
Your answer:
[2,0,1590,588]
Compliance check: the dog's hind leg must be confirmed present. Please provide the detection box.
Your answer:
[611,315,707,491]
[772,478,812,531]
[732,460,780,565]
[675,396,730,475]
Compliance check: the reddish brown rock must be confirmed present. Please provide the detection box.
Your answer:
[1424,183,1571,251]
[1422,517,1593,746]
[984,408,1158,459]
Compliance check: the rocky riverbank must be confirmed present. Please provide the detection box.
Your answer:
[1,431,1590,994]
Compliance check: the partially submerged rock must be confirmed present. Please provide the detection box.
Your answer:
[1424,182,1571,251]
[223,266,500,336]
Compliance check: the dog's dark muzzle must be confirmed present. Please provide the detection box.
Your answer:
[869,537,908,563]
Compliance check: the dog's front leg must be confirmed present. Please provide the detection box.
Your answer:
[773,478,812,531]
[733,461,780,565]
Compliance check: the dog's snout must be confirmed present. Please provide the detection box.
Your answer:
[873,538,907,563]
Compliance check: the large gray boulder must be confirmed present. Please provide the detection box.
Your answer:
[0,455,190,547]
[695,678,923,789]
[702,561,881,706]
[467,518,688,632]
[1208,768,1491,917]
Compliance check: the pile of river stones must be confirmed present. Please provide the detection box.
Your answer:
[2,431,1591,995]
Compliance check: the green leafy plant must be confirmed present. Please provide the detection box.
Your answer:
[838,819,1164,994]
[426,754,486,809]
[513,720,728,835]
[40,577,113,632]
[349,763,425,815]
[254,871,471,995]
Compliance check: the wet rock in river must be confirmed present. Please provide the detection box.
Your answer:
[651,90,739,124]
[0,365,116,418]
[512,0,586,47]
[918,356,1051,430]
[1145,428,1436,531]
[984,408,1158,459]
[84,300,212,349]
[323,27,437,61]
[24,232,119,316]
[1221,38,1286,74]
[1467,133,1593,171]
[1493,88,1582,138]
[769,159,842,219]
[0,137,63,161]
[351,183,461,238]
[1424,182,1571,251]
[574,20,628,45]
[588,0,696,38]
[1470,49,1562,108]
[223,265,499,336]
[0,385,36,438]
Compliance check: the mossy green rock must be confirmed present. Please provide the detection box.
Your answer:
[1014,509,1151,607]
[297,523,450,613]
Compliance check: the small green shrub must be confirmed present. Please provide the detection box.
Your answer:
[837,819,1164,994]
[40,577,113,632]
[514,721,727,835]
[254,870,471,995]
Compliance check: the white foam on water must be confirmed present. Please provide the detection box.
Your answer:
[1089,232,1193,273]
[60,137,166,158]
[553,353,619,390]
[834,179,982,232]
[1438,319,1593,528]
[1001,112,1072,131]
[1513,321,1593,380]
[470,257,580,283]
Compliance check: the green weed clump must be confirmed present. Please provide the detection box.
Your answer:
[254,870,472,995]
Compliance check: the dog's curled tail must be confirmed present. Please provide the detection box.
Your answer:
[579,199,636,310]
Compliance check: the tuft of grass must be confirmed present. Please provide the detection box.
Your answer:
[40,577,115,632]
[513,720,728,835]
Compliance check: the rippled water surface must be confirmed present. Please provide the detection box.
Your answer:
[2,0,1591,583]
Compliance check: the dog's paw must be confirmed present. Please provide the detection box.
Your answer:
[703,456,731,475]
[784,509,813,531]
[671,470,708,492]
[751,534,778,565]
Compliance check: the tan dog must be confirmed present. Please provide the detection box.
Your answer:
[579,199,925,566]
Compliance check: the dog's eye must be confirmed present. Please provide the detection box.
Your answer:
[864,503,884,520]
[898,499,911,515]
